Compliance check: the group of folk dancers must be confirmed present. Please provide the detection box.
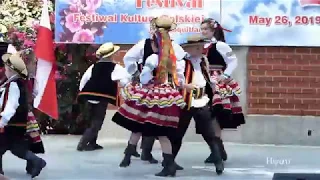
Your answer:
[0,16,245,179]
[77,16,245,177]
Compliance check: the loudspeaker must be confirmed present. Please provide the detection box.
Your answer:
[273,173,320,180]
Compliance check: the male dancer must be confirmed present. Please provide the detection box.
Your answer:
[77,42,125,151]
[0,53,46,178]
[169,34,224,175]
[5,44,46,174]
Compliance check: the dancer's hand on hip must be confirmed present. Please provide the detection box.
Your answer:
[218,74,229,83]
[184,84,197,93]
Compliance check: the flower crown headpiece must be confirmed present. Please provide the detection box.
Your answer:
[204,18,232,32]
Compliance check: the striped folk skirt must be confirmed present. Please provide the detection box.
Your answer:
[26,111,45,154]
[209,69,245,129]
[112,82,186,136]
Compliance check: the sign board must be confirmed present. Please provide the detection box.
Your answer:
[55,0,320,46]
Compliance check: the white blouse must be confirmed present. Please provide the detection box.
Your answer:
[204,38,238,76]
[123,39,187,85]
[0,45,21,125]
[123,39,147,75]
[187,55,206,88]
[0,82,20,126]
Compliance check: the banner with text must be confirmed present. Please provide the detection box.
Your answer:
[55,0,320,46]
[55,0,220,44]
[221,0,320,46]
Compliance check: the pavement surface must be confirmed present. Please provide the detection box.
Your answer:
[2,135,320,180]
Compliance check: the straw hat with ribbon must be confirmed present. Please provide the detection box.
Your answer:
[2,53,28,78]
[96,42,120,59]
[180,34,207,47]
[150,16,177,31]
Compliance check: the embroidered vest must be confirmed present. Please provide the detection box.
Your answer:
[182,56,211,110]
[2,79,28,126]
[203,43,226,70]
[78,61,120,106]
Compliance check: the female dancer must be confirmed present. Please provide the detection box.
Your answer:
[200,18,245,163]
[121,25,164,164]
[25,55,45,174]
[112,16,186,177]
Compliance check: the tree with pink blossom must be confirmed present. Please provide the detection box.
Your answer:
[58,0,106,43]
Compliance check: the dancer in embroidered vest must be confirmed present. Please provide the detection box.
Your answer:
[77,42,128,151]
[169,34,224,175]
[200,18,246,163]
[112,16,186,177]
[0,53,46,178]
[5,44,46,174]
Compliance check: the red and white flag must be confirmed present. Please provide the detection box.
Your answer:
[34,0,58,120]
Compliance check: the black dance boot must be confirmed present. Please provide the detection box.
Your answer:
[205,138,224,175]
[155,153,176,177]
[132,142,140,158]
[126,141,140,158]
[26,161,32,174]
[25,151,46,178]
[77,136,96,151]
[205,138,228,162]
[89,135,103,150]
[219,138,228,161]
[77,136,88,151]
[0,156,3,175]
[162,161,184,170]
[174,162,184,170]
[132,150,140,158]
[204,155,214,163]
[141,137,158,164]
[141,148,158,164]
[119,144,137,167]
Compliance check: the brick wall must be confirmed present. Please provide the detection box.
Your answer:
[248,47,320,116]
[110,45,320,116]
